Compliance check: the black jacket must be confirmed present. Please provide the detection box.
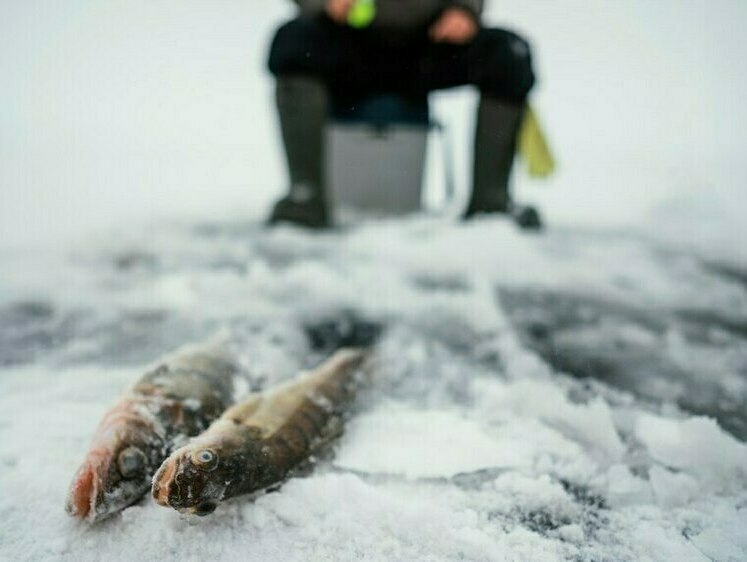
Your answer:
[292,0,484,29]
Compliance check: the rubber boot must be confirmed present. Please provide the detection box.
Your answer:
[268,76,330,229]
[465,96,542,230]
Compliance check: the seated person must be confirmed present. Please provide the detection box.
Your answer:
[267,0,536,228]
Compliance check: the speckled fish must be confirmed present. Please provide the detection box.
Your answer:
[152,348,367,517]
[66,343,241,522]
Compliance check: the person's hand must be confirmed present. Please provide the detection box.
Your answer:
[326,0,355,24]
[429,8,478,44]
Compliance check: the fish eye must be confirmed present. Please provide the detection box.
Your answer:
[191,449,218,471]
[117,447,146,479]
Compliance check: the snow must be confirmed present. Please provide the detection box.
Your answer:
[1,218,746,561]
[335,402,531,478]
[2,0,747,560]
[635,414,747,493]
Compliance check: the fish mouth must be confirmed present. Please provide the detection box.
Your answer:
[152,456,179,507]
[67,448,151,522]
[152,453,225,515]
[66,449,108,521]
[181,501,218,517]
[152,453,199,510]
[66,464,102,520]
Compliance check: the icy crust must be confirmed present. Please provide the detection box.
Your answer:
[1,218,746,560]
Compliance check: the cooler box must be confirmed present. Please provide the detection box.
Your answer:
[327,95,430,217]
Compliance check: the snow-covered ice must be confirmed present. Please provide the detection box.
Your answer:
[0,218,745,561]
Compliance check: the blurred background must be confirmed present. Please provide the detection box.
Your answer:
[2,0,746,254]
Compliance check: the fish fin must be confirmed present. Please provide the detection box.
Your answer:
[221,394,264,424]
[310,415,345,454]
[285,415,345,478]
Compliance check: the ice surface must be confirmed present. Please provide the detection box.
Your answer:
[1,218,745,561]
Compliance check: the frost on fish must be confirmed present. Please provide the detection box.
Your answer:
[66,342,240,522]
[152,348,367,517]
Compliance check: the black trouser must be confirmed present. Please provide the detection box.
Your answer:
[266,16,536,220]
[268,16,535,104]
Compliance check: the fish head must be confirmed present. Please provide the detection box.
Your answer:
[66,418,164,522]
[152,437,261,517]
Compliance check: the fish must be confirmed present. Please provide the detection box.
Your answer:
[152,348,367,517]
[66,343,240,522]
